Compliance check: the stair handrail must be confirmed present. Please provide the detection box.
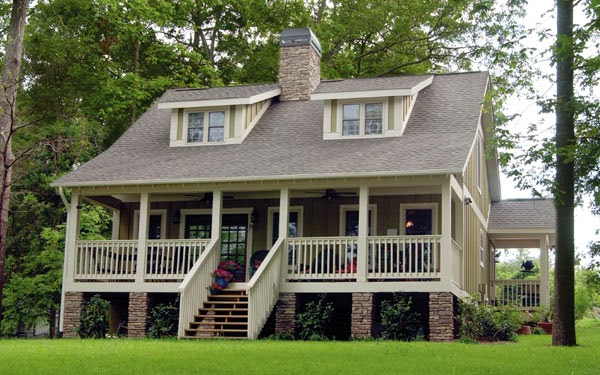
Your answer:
[246,237,286,339]
[177,238,221,337]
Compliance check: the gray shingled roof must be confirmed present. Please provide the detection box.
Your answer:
[314,75,433,94]
[489,199,555,230]
[54,72,489,187]
[158,84,280,103]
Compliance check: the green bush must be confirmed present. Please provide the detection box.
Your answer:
[147,302,179,338]
[295,295,333,340]
[459,299,522,342]
[575,286,592,320]
[78,294,110,338]
[380,295,421,341]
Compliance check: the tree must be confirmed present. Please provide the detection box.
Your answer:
[0,0,29,323]
[553,0,576,346]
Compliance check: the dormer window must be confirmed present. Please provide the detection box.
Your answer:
[184,109,227,144]
[342,103,383,136]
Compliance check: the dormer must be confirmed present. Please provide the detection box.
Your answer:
[311,75,433,140]
[157,85,280,147]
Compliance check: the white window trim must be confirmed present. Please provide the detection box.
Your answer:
[266,206,304,247]
[339,204,377,236]
[480,229,485,268]
[399,203,438,235]
[335,99,389,138]
[133,209,167,240]
[182,107,230,145]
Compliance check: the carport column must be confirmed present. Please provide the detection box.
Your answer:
[429,292,454,341]
[135,193,150,284]
[540,235,550,308]
[356,185,369,282]
[62,291,84,338]
[128,292,151,338]
[351,292,374,338]
[274,293,296,335]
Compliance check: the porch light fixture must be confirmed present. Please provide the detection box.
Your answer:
[251,208,258,225]
[405,220,414,228]
[173,209,181,224]
[464,197,473,205]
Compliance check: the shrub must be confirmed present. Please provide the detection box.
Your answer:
[78,294,110,338]
[380,295,421,341]
[532,326,547,335]
[459,299,522,342]
[295,295,333,340]
[147,302,179,338]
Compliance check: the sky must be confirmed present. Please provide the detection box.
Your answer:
[499,1,600,262]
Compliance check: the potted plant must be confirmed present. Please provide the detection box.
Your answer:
[219,260,243,281]
[210,282,224,295]
[535,308,553,334]
[211,268,233,288]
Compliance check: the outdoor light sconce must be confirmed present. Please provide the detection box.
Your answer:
[464,197,473,205]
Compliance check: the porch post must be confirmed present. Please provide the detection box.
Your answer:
[441,179,452,287]
[356,185,369,282]
[211,190,222,241]
[540,235,550,308]
[59,192,80,333]
[135,193,150,284]
[279,188,290,281]
[111,209,120,240]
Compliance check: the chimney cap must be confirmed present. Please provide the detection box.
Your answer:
[280,28,322,57]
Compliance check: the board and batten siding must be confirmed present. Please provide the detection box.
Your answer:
[462,132,492,298]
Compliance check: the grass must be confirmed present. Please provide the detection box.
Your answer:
[0,322,599,374]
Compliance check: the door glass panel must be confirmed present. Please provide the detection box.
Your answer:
[185,215,211,239]
[271,211,299,246]
[221,214,248,281]
[148,215,163,239]
[405,209,433,235]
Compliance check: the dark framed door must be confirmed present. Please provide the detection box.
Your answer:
[184,213,250,281]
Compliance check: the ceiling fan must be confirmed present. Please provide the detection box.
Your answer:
[185,192,234,203]
[304,189,357,200]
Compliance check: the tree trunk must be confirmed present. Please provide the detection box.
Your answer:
[553,0,576,346]
[0,0,29,323]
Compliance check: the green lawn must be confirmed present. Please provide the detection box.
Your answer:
[1,322,598,375]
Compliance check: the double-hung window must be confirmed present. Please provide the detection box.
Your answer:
[341,102,383,136]
[186,110,226,143]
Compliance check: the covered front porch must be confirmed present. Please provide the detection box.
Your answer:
[59,175,467,338]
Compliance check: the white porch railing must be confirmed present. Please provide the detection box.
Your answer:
[178,239,221,337]
[247,237,286,339]
[146,239,210,281]
[75,240,138,281]
[451,239,463,288]
[491,279,541,309]
[367,235,441,279]
[286,237,358,280]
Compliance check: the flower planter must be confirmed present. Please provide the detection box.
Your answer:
[214,277,228,289]
[517,325,532,335]
[537,322,553,334]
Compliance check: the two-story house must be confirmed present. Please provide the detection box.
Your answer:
[53,28,555,341]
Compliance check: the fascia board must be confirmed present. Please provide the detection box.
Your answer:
[157,88,281,109]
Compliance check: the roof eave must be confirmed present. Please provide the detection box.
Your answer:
[157,88,281,109]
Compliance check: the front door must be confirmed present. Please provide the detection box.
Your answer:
[184,213,250,281]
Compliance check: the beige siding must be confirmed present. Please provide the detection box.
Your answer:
[464,136,490,219]
[176,109,183,141]
[388,97,395,130]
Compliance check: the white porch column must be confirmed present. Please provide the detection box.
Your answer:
[540,235,550,308]
[279,188,290,279]
[441,179,452,288]
[135,193,150,284]
[59,192,80,332]
[211,190,223,241]
[356,185,369,282]
[111,210,120,240]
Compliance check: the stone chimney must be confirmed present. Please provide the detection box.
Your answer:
[279,28,322,101]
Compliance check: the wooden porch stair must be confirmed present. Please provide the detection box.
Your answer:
[183,290,248,339]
